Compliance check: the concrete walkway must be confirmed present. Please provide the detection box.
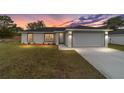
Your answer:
[59,44,74,50]
[75,48,124,79]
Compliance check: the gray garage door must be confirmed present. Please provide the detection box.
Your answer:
[73,32,105,47]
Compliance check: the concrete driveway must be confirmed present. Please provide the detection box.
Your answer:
[75,48,124,79]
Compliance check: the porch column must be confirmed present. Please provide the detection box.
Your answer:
[105,31,108,47]
[55,33,59,45]
[68,31,72,47]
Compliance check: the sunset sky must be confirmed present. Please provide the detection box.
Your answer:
[7,14,82,28]
[0,14,120,29]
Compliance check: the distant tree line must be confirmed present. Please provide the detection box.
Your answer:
[26,20,45,30]
[104,16,124,30]
[0,15,23,38]
[0,15,46,39]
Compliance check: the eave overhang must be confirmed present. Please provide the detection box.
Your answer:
[66,29,113,32]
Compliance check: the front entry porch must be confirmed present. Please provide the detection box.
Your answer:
[58,44,74,50]
[59,33,64,44]
[55,31,72,48]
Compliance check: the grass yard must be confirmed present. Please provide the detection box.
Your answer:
[109,43,124,51]
[0,42,105,79]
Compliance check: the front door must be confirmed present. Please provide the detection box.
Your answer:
[59,33,64,44]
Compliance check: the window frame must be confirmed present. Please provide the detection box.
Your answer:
[27,34,33,43]
[44,33,54,42]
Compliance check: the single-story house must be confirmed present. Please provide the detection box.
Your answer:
[21,27,112,48]
[109,29,124,45]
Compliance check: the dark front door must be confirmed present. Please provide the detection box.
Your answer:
[59,33,64,44]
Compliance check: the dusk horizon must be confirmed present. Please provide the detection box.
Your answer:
[0,14,122,29]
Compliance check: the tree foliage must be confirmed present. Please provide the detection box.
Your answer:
[0,15,23,38]
[0,27,15,38]
[0,16,14,28]
[104,16,124,30]
[26,20,45,30]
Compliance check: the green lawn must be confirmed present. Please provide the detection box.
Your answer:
[0,42,105,79]
[109,43,124,51]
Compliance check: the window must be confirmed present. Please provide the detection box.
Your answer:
[28,34,33,42]
[45,34,54,42]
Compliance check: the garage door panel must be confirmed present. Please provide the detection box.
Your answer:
[73,32,104,47]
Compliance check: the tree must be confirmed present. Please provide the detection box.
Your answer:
[0,15,18,38]
[17,27,24,31]
[0,27,15,38]
[13,25,24,32]
[0,15,14,29]
[104,16,124,30]
[26,20,45,30]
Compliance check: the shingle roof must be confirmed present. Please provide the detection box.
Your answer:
[67,26,107,29]
[26,27,66,32]
[21,26,111,33]
[25,26,108,31]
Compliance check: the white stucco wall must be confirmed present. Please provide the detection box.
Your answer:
[68,32,72,47]
[21,33,28,44]
[55,33,59,45]
[65,32,68,46]
[110,34,124,45]
[33,34,44,44]
[105,32,108,47]
[64,31,72,47]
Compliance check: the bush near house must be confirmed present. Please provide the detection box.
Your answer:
[0,28,16,39]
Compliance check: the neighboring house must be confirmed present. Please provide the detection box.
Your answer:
[21,27,112,48]
[109,29,124,45]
